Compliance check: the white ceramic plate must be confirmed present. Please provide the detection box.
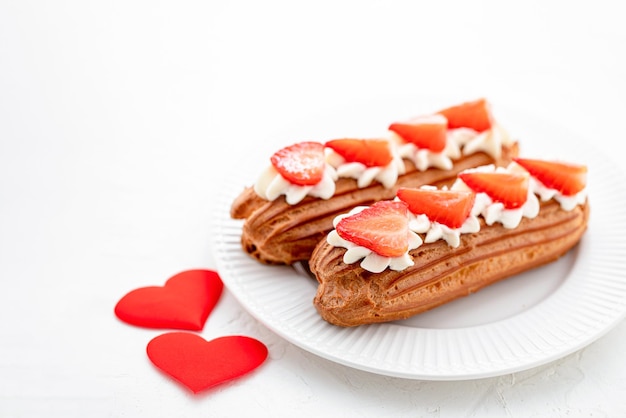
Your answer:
[211,99,626,380]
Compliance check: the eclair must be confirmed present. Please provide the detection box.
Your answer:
[310,158,589,327]
[231,99,519,265]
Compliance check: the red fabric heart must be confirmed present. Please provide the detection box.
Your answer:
[114,269,223,331]
[147,332,268,393]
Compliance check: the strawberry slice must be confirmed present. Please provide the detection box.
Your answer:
[437,98,493,132]
[325,138,393,167]
[336,201,410,258]
[458,171,529,209]
[388,114,448,153]
[270,141,326,186]
[396,188,476,229]
[513,158,587,196]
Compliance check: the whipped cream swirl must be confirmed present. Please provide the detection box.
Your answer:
[448,124,514,160]
[409,212,480,248]
[254,164,338,205]
[325,146,406,189]
[451,165,540,229]
[253,118,515,205]
[388,131,456,172]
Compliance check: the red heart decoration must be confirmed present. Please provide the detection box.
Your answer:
[147,332,268,393]
[114,269,223,331]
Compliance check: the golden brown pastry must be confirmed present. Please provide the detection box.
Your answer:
[310,159,589,326]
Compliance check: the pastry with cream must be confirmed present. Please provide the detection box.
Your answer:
[231,99,519,265]
[310,158,589,326]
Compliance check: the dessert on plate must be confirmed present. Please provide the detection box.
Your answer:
[231,98,519,265]
[309,158,589,326]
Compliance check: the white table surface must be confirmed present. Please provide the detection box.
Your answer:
[2,1,626,416]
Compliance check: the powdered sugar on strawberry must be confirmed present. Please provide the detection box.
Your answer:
[252,99,517,205]
[255,164,337,205]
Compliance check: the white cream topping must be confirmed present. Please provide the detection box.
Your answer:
[460,124,514,160]
[408,213,480,248]
[388,130,455,172]
[507,161,588,211]
[327,206,422,273]
[325,145,405,189]
[326,159,586,272]
[388,122,514,172]
[451,165,540,229]
[254,117,515,205]
[253,117,517,208]
[254,164,338,205]
[538,183,587,211]
[325,157,587,273]
[446,127,478,155]
[397,144,454,171]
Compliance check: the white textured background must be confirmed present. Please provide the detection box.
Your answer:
[1,0,626,416]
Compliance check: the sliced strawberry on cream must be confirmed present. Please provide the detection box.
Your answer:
[388,114,457,171]
[436,98,514,160]
[397,187,475,229]
[270,141,326,186]
[453,165,539,229]
[513,158,587,196]
[459,171,528,209]
[336,201,410,257]
[511,158,588,211]
[325,138,405,188]
[325,138,393,167]
[327,201,422,273]
[251,98,516,209]
[389,114,448,153]
[437,98,493,132]
[396,187,479,247]
[255,141,337,205]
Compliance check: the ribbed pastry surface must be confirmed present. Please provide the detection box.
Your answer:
[310,200,590,327]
